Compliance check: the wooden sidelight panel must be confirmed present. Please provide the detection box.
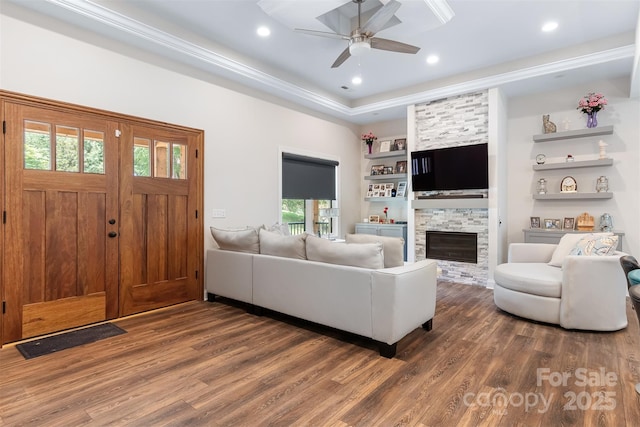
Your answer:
[118,123,202,316]
[2,101,119,342]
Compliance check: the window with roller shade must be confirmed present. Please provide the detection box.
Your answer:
[282,153,339,236]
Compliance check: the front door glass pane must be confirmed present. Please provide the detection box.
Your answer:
[24,120,51,170]
[134,137,151,177]
[84,129,105,174]
[172,143,187,179]
[55,125,79,172]
[154,140,170,178]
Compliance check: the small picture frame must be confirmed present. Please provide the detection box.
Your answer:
[366,183,375,198]
[396,181,407,197]
[544,218,562,230]
[530,217,540,229]
[368,215,379,223]
[370,164,385,176]
[394,138,406,151]
[395,160,407,174]
[379,140,391,152]
[383,166,394,175]
[563,217,575,230]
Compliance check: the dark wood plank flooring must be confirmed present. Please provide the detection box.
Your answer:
[2,281,640,426]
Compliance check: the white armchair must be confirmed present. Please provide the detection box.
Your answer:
[494,242,628,331]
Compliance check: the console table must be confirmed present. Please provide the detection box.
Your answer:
[523,229,624,251]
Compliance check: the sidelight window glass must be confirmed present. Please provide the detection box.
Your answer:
[172,143,187,179]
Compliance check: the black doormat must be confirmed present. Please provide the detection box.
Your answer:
[16,323,127,359]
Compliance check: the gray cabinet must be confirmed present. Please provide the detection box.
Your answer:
[523,229,624,250]
[355,223,408,261]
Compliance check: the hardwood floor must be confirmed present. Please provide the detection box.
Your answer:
[2,281,640,426]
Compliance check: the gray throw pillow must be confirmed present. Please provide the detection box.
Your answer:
[345,233,404,268]
[259,228,306,259]
[306,235,384,269]
[210,226,260,253]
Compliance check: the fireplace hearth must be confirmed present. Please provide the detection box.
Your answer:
[426,231,478,263]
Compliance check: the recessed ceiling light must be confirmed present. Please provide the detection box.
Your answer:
[257,26,271,37]
[352,76,363,85]
[542,21,558,32]
[426,55,439,65]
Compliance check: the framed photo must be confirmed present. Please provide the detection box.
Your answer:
[544,218,561,230]
[383,166,394,175]
[394,138,407,151]
[370,164,385,176]
[379,140,391,152]
[563,217,575,230]
[368,215,379,223]
[366,183,375,198]
[530,217,540,229]
[396,181,407,197]
[395,160,407,173]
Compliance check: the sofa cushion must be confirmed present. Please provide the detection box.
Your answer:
[306,235,384,269]
[548,232,613,267]
[569,234,618,256]
[494,263,562,298]
[266,222,291,236]
[345,233,404,268]
[210,226,260,253]
[259,228,306,259]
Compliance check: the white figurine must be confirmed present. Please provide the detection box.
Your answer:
[598,140,608,159]
[562,118,571,131]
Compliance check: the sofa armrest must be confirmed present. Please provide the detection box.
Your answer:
[206,249,254,303]
[508,243,557,263]
[371,259,438,345]
[560,252,628,331]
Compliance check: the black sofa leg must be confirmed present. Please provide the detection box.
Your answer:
[379,342,397,358]
[206,292,216,302]
[422,318,433,331]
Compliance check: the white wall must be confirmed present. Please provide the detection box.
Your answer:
[506,78,640,257]
[0,11,363,251]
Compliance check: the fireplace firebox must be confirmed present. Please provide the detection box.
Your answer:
[426,231,478,263]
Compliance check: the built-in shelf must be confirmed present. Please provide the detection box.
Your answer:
[365,173,407,181]
[532,192,613,200]
[412,198,489,209]
[533,125,614,143]
[533,158,613,171]
[365,150,406,159]
[365,197,406,202]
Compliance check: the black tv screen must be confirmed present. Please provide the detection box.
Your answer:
[411,143,488,191]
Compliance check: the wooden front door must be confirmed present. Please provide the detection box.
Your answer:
[2,102,119,342]
[118,123,201,316]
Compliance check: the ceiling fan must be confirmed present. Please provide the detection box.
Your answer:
[295,0,420,68]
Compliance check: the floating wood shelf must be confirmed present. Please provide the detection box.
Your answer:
[533,126,614,143]
[532,192,613,200]
[532,158,613,171]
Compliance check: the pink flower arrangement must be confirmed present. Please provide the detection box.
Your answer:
[362,131,377,145]
[577,92,607,114]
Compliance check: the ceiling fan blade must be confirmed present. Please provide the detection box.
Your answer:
[371,37,420,54]
[331,47,351,68]
[361,0,401,35]
[294,28,350,40]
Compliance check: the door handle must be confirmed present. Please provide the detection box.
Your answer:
[108,231,118,238]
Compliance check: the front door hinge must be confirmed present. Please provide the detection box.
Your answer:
[2,120,6,134]
[2,211,6,224]
[2,301,6,314]
[195,210,198,219]
[195,149,198,158]
[195,270,199,280]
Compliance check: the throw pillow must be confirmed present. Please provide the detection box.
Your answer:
[547,233,612,267]
[345,233,404,268]
[210,226,260,253]
[259,228,306,259]
[569,234,619,256]
[306,235,384,269]
[266,222,291,236]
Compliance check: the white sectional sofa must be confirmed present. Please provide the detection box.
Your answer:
[205,229,438,357]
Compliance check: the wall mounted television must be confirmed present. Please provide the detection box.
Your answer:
[410,143,488,192]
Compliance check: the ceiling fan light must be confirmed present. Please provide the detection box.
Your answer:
[349,41,371,56]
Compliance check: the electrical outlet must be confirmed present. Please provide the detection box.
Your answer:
[212,209,226,218]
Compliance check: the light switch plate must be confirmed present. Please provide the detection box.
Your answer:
[212,209,226,218]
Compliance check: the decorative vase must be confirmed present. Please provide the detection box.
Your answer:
[367,143,372,154]
[586,111,598,128]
